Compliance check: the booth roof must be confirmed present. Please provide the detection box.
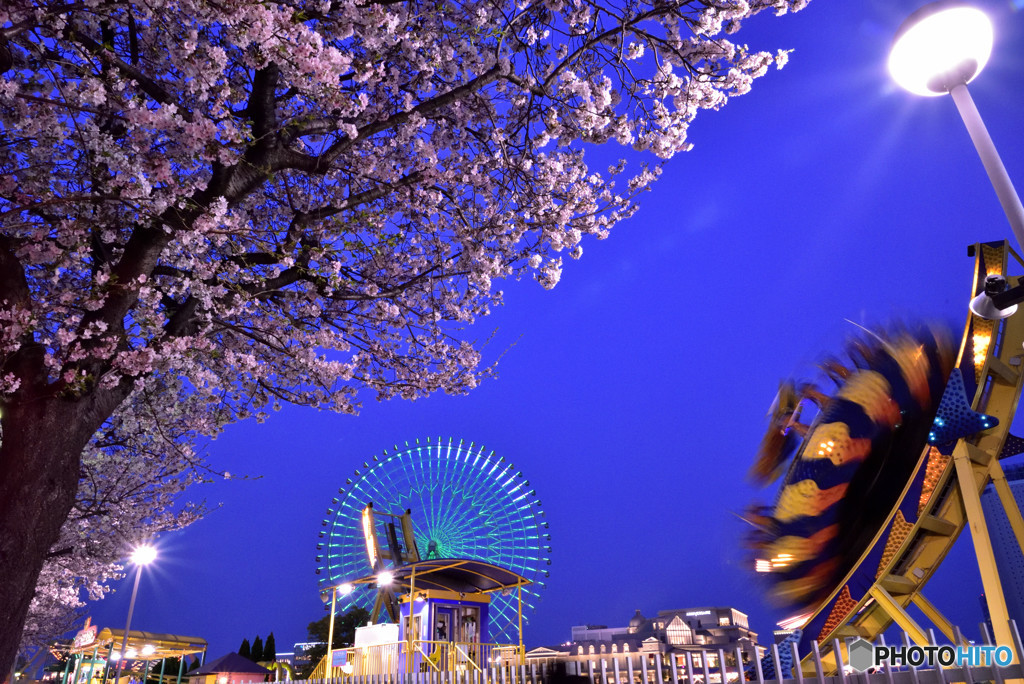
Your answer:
[67,628,207,657]
[193,653,271,675]
[325,558,532,599]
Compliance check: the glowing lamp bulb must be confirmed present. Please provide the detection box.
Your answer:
[889,4,993,96]
[141,645,156,656]
[131,545,157,565]
[376,571,394,587]
[338,582,355,595]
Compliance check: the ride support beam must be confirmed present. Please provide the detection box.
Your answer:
[953,440,1016,659]
[910,593,958,644]
[879,575,917,595]
[990,460,1024,556]
[918,514,958,537]
[867,585,928,646]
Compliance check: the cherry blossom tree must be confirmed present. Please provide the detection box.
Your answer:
[0,0,809,671]
[17,379,206,655]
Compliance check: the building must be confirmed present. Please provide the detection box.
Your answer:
[291,642,324,670]
[565,606,760,667]
[272,652,295,667]
[188,653,270,684]
[570,625,628,643]
[980,463,1024,629]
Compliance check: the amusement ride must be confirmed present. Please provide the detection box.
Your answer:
[746,3,1024,674]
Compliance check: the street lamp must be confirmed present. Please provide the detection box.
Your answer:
[112,545,157,684]
[889,2,1024,251]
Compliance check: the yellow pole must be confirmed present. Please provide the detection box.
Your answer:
[953,442,1016,659]
[407,567,416,674]
[327,587,337,677]
[867,585,929,646]
[910,593,958,643]
[517,581,524,667]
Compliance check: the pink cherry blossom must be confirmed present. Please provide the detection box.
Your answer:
[0,0,809,669]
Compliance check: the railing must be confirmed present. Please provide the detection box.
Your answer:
[268,628,1024,684]
[308,641,522,679]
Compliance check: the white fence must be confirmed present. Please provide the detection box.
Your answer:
[272,626,1024,684]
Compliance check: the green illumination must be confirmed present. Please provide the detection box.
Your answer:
[315,436,550,643]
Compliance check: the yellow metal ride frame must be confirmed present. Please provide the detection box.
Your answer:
[802,241,1024,674]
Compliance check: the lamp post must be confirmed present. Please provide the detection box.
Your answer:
[112,545,157,684]
[889,6,1024,655]
[326,582,354,676]
[889,2,1024,250]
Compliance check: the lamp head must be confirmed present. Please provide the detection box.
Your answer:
[130,544,157,566]
[970,274,1018,319]
[889,2,993,96]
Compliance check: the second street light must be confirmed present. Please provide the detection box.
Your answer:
[112,545,157,684]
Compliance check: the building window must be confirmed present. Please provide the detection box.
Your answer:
[666,617,693,646]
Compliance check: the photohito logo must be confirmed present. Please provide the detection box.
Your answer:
[847,638,1013,672]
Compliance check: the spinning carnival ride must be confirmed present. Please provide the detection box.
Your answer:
[749,241,1024,672]
[316,437,551,643]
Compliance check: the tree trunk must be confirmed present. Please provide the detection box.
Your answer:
[0,395,115,682]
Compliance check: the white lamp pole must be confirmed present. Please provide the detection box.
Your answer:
[112,545,157,684]
[889,2,1024,249]
[946,83,1024,245]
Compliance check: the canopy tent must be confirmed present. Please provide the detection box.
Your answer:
[63,628,208,660]
[53,623,208,684]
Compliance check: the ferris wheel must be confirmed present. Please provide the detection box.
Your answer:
[315,437,551,643]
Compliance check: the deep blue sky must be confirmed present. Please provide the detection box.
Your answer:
[84,0,1024,662]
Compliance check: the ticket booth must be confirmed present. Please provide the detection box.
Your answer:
[332,558,530,676]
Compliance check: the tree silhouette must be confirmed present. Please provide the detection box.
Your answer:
[264,633,277,663]
[251,636,264,663]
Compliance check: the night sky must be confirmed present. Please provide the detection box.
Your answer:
[83,0,1024,663]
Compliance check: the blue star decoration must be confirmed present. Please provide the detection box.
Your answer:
[929,368,998,453]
